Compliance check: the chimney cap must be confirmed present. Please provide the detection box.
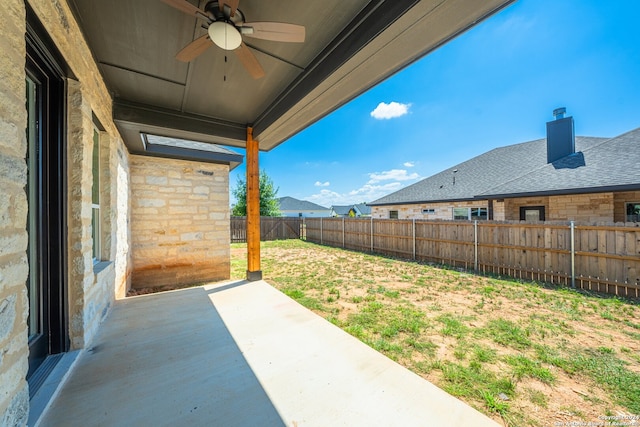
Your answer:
[553,107,567,119]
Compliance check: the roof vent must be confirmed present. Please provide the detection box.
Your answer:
[546,107,575,163]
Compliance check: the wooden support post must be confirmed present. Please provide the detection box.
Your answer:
[246,127,262,281]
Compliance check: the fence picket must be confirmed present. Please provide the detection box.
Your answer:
[230,217,302,243]
[304,218,639,298]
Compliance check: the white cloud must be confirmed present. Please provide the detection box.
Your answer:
[367,169,420,184]
[304,166,421,207]
[305,190,347,207]
[305,183,405,208]
[370,102,411,120]
[403,162,415,168]
[314,181,330,187]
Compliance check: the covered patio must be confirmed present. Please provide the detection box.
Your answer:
[67,0,516,281]
[34,280,498,426]
[1,0,515,425]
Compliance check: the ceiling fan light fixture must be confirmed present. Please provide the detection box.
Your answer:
[208,21,242,50]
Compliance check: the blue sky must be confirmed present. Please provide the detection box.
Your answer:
[230,0,640,208]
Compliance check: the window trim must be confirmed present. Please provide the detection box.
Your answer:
[626,202,640,222]
[519,206,546,222]
[453,207,488,221]
[389,210,399,219]
[91,127,101,263]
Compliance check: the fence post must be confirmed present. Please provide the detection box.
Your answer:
[343,217,346,248]
[320,217,323,245]
[570,221,575,288]
[370,216,374,252]
[474,220,478,271]
[412,219,416,260]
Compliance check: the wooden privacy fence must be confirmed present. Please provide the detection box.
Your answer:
[231,216,302,243]
[305,217,640,298]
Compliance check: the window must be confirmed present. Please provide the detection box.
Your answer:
[519,206,545,222]
[389,210,399,219]
[470,208,488,220]
[91,128,101,261]
[626,203,640,222]
[453,208,468,220]
[453,207,488,220]
[422,208,435,215]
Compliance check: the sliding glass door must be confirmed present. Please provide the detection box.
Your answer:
[26,27,68,379]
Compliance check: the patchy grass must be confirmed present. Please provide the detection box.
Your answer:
[231,240,640,426]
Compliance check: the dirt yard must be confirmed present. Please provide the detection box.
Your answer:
[231,240,640,427]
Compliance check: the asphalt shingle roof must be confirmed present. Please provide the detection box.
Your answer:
[277,197,328,211]
[369,127,640,206]
[331,205,353,216]
[481,127,640,197]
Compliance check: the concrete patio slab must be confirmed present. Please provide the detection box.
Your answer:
[37,280,499,427]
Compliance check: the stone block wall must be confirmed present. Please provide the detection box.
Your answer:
[0,1,30,424]
[503,196,549,221]
[66,81,131,349]
[371,200,489,220]
[548,193,613,222]
[371,192,637,223]
[130,156,230,289]
[613,191,640,223]
[1,0,133,423]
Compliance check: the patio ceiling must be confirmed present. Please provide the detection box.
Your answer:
[68,0,514,155]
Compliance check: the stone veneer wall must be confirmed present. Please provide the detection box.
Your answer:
[373,192,640,225]
[1,0,132,423]
[130,156,230,289]
[66,82,131,349]
[0,1,30,424]
[613,191,640,223]
[371,200,489,220]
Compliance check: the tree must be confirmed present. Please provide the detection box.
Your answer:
[231,169,281,217]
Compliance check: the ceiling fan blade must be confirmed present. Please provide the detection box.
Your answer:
[219,0,239,17]
[235,43,265,79]
[161,0,207,19]
[176,35,213,62]
[241,22,305,43]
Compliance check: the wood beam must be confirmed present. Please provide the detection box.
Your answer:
[246,127,262,281]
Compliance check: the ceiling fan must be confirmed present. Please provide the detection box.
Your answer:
[161,0,305,79]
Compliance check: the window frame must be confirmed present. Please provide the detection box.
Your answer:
[452,207,488,221]
[519,206,546,222]
[389,210,399,219]
[91,127,101,263]
[626,202,640,222]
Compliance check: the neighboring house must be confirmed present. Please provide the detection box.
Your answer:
[370,110,640,223]
[355,203,372,217]
[331,204,372,217]
[277,197,331,218]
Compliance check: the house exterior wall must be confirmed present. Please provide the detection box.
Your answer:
[372,191,640,223]
[613,191,640,223]
[503,192,632,222]
[371,200,489,220]
[28,0,132,349]
[130,156,230,289]
[548,193,613,222]
[502,196,550,221]
[0,1,30,423]
[281,209,330,218]
[66,81,131,349]
[1,0,132,423]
